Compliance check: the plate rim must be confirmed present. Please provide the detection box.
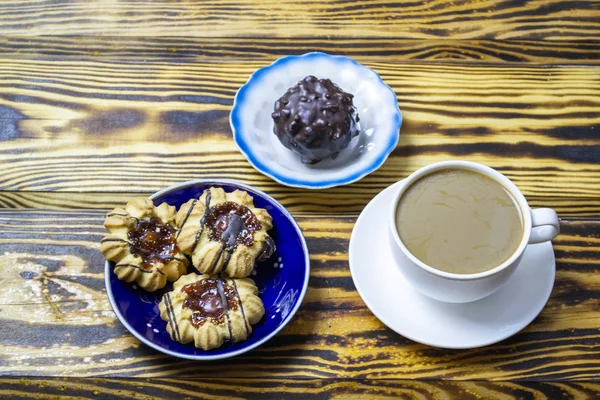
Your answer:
[348,181,556,349]
[230,51,402,189]
[105,179,311,360]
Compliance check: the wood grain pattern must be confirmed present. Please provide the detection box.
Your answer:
[0,0,598,40]
[1,37,600,63]
[0,55,598,216]
[0,210,598,380]
[0,1,598,396]
[1,378,600,399]
[1,0,599,397]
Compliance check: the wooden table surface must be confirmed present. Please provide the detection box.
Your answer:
[1,1,599,399]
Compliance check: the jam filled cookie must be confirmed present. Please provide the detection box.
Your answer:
[159,273,264,350]
[101,198,189,291]
[176,187,275,277]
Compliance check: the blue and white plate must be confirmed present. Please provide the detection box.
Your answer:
[105,180,310,360]
[231,52,402,189]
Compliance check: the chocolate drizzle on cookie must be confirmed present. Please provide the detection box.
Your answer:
[114,263,156,274]
[106,212,133,218]
[127,217,179,269]
[229,277,250,335]
[164,293,182,342]
[257,236,275,262]
[191,190,213,253]
[176,199,197,239]
[217,278,235,340]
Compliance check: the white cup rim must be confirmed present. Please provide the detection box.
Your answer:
[389,161,533,281]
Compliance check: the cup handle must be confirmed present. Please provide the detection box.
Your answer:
[529,208,560,244]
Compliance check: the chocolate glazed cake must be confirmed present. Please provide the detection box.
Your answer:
[271,76,360,164]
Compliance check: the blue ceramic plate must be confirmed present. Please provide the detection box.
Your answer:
[230,52,402,189]
[105,180,310,360]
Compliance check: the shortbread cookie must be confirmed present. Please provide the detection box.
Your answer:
[159,273,264,350]
[101,198,189,291]
[176,187,275,277]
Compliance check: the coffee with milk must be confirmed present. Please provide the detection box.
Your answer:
[395,168,523,274]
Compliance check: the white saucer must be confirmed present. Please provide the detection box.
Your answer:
[230,52,401,189]
[349,181,556,349]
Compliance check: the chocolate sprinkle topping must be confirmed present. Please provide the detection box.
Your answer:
[272,75,360,164]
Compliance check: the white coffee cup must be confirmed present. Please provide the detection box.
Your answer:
[388,160,559,303]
